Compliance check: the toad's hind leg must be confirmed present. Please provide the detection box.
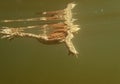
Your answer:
[0,17,48,23]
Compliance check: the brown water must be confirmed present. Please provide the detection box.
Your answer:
[0,0,120,84]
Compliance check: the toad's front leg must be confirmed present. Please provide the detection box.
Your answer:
[64,31,79,57]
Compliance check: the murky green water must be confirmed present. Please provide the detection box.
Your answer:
[0,0,120,84]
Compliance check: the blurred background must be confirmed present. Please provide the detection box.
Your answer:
[0,0,120,84]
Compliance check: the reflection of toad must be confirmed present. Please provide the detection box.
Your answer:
[42,10,65,20]
[43,10,65,16]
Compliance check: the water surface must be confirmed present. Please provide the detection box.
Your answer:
[0,0,120,84]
